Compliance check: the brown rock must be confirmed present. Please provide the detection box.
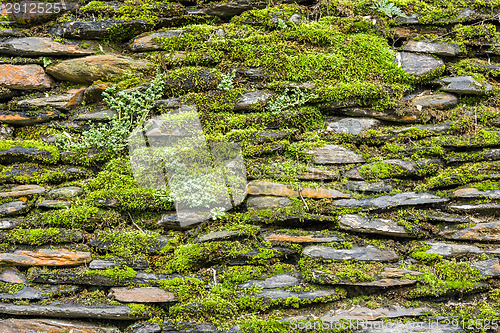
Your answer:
[0,201,28,216]
[46,55,151,83]
[0,268,26,284]
[265,233,342,244]
[441,222,500,242]
[379,267,422,279]
[0,110,62,126]
[0,37,94,57]
[412,93,458,110]
[84,83,111,103]
[17,88,84,109]
[130,30,185,52]
[0,184,46,198]
[109,287,176,303]
[0,318,120,333]
[0,249,91,266]
[345,278,416,287]
[0,64,52,90]
[247,181,349,199]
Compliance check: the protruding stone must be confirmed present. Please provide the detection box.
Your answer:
[234,90,273,111]
[265,232,343,244]
[303,245,399,262]
[0,201,27,216]
[0,185,46,198]
[49,20,154,40]
[0,64,52,90]
[239,273,302,289]
[48,186,84,199]
[471,258,500,277]
[379,267,422,279]
[0,110,62,126]
[332,192,447,210]
[343,181,394,193]
[412,93,458,110]
[422,242,484,258]
[110,287,176,303]
[46,55,151,83]
[197,230,241,243]
[75,109,118,121]
[0,37,94,57]
[0,268,26,284]
[17,88,85,110]
[314,305,429,322]
[307,145,365,164]
[325,118,381,135]
[338,214,412,237]
[38,200,72,209]
[247,181,349,199]
[0,318,120,333]
[0,249,91,266]
[397,52,444,77]
[434,76,492,95]
[0,218,21,230]
[253,288,340,303]
[441,222,500,242]
[448,203,500,215]
[454,188,500,199]
[246,196,292,211]
[130,30,185,52]
[402,40,463,57]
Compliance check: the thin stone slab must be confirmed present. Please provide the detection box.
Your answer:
[402,40,463,57]
[332,192,448,210]
[0,218,21,230]
[440,222,500,242]
[325,118,381,135]
[0,318,120,333]
[49,19,153,40]
[354,321,464,332]
[379,267,422,278]
[110,287,176,303]
[0,64,53,90]
[130,30,185,52]
[47,186,84,199]
[341,278,416,288]
[320,305,429,321]
[0,110,62,126]
[471,258,500,277]
[396,52,444,77]
[247,181,349,199]
[0,185,46,198]
[412,93,458,109]
[196,230,241,243]
[0,268,26,284]
[434,76,493,95]
[421,242,500,258]
[17,89,84,110]
[302,245,399,262]
[264,232,343,244]
[454,188,500,199]
[234,90,273,111]
[0,201,27,216]
[0,37,94,57]
[338,214,412,237]
[38,200,72,209]
[343,181,394,194]
[246,196,292,211]
[448,203,500,215]
[307,144,365,164]
[253,288,339,302]
[0,249,91,266]
[239,273,302,289]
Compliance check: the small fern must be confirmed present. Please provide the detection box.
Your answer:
[370,0,408,18]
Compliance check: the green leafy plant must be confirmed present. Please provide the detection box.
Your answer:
[266,88,318,114]
[217,69,237,91]
[370,0,408,18]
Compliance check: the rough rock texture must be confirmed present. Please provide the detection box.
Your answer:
[0,249,91,266]
[0,37,94,57]
[0,64,52,90]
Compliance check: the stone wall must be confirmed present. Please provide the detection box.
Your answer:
[1,0,500,332]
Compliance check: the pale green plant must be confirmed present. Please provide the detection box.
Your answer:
[370,0,408,18]
[217,69,237,91]
[266,88,318,114]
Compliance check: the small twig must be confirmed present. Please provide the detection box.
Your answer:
[211,268,218,285]
[127,211,145,233]
[298,187,309,211]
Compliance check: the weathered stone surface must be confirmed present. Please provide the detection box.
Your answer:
[343,278,416,288]
[0,165,90,185]
[38,200,72,209]
[307,144,365,164]
[46,55,151,83]
[84,83,112,103]
[402,40,463,57]
[379,267,422,278]
[264,232,343,244]
[0,37,94,57]
[162,321,240,333]
[17,89,84,110]
[89,258,148,270]
[234,90,273,111]
[404,210,472,224]
[421,242,500,258]
[471,258,500,277]
[0,268,26,284]
[448,203,500,215]
[338,107,422,123]
[246,196,292,211]
[0,184,46,198]
[441,222,500,242]
[0,1,79,23]
[297,167,337,180]
[0,201,27,216]
[325,117,381,135]
[200,0,267,18]
[239,273,302,289]
[0,303,150,320]
[397,52,444,77]
[332,192,447,210]
[316,305,428,322]
[110,287,176,303]
[0,285,77,300]
[0,218,21,230]
[0,146,57,164]
[0,109,62,126]
[247,181,349,199]
[0,249,91,266]
[338,214,412,237]
[454,187,500,199]
[434,76,492,95]
[157,212,209,230]
[253,288,339,302]
[391,122,452,135]
[0,318,120,333]
[0,64,52,90]
[130,30,185,52]
[303,245,399,262]
[49,20,154,40]
[345,159,442,180]
[76,109,118,121]
[197,230,241,243]
[48,186,84,199]
[127,322,161,333]
[412,93,458,110]
[344,181,394,193]
[0,30,25,38]
[89,235,170,255]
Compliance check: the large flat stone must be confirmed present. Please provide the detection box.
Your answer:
[441,221,500,242]
[338,214,412,237]
[0,64,52,90]
[0,249,91,266]
[49,19,154,40]
[246,196,292,211]
[0,318,120,333]
[0,185,45,198]
[0,201,27,216]
[397,52,444,77]
[307,145,365,164]
[422,242,500,258]
[46,55,151,83]
[332,192,448,210]
[471,258,500,277]
[17,88,84,110]
[247,181,349,199]
[454,188,500,199]
[0,110,62,125]
[302,245,399,262]
[264,232,343,244]
[325,118,381,135]
[110,287,176,303]
[0,37,94,57]
[412,93,458,109]
[402,40,463,57]
[239,273,302,289]
[435,76,492,95]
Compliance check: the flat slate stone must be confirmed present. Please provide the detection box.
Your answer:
[49,19,154,40]
[130,30,185,52]
[38,200,72,209]
[448,203,500,215]
[302,245,399,262]
[379,267,422,278]
[264,232,343,244]
[0,165,90,185]
[0,201,27,216]
[46,55,151,84]
[110,287,176,303]
[0,110,62,126]
[127,322,162,333]
[421,242,500,258]
[0,64,53,90]
[246,196,292,211]
[454,188,500,199]
[253,288,339,302]
[17,89,84,110]
[325,118,381,135]
[0,285,76,300]
[332,192,448,210]
[89,258,148,270]
[402,40,463,57]
[412,93,458,110]
[338,214,412,237]
[317,305,429,321]
[0,146,57,164]
[345,159,442,180]
[307,144,366,164]
[197,230,241,242]
[404,210,471,224]
[396,52,444,77]
[338,107,421,123]
[234,90,273,111]
[391,122,452,135]
[343,278,416,288]
[343,181,394,193]
[297,167,337,180]
[247,181,349,199]
[0,184,46,198]
[48,186,84,199]
[354,321,464,332]
[435,76,492,95]
[471,258,500,277]
[0,37,94,57]
[0,303,150,320]
[441,221,500,242]
[0,318,120,333]
[0,218,21,230]
[75,110,118,121]
[239,273,302,289]
[0,268,26,284]
[0,249,91,266]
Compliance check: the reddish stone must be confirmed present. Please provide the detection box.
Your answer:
[0,64,52,90]
[0,249,91,266]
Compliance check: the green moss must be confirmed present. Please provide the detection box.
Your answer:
[0,281,24,295]
[0,164,91,185]
[7,228,62,245]
[86,265,137,282]
[90,230,165,258]
[0,140,59,164]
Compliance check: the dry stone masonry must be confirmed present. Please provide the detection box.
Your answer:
[1,0,500,332]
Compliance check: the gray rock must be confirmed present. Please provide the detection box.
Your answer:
[0,319,120,333]
[0,285,77,300]
[303,245,399,262]
[242,68,269,80]
[163,321,241,333]
[253,288,339,302]
[239,273,302,289]
[297,167,337,181]
[246,196,292,211]
[89,258,149,270]
[411,93,458,109]
[448,203,500,215]
[471,258,500,277]
[127,322,162,333]
[290,13,302,25]
[16,91,84,110]
[0,30,25,38]
[307,144,365,164]
[0,303,151,320]
[0,125,13,139]
[326,117,381,135]
[404,211,471,224]
[49,20,154,40]
[343,181,393,193]
[397,52,444,77]
[345,158,442,180]
[454,187,500,199]
[0,201,27,216]
[130,30,185,52]
[440,221,500,242]
[75,109,117,121]
[306,305,429,322]
[423,242,484,258]
[435,76,492,95]
[402,40,463,57]
[0,146,57,164]
[0,218,21,230]
[200,0,267,18]
[395,14,419,25]
[391,122,453,134]
[264,232,344,244]
[38,200,72,209]
[234,90,273,111]
[340,278,416,288]
[196,230,240,243]
[338,214,412,237]
[48,186,84,199]
[332,192,448,210]
[0,184,46,198]
[0,37,94,57]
